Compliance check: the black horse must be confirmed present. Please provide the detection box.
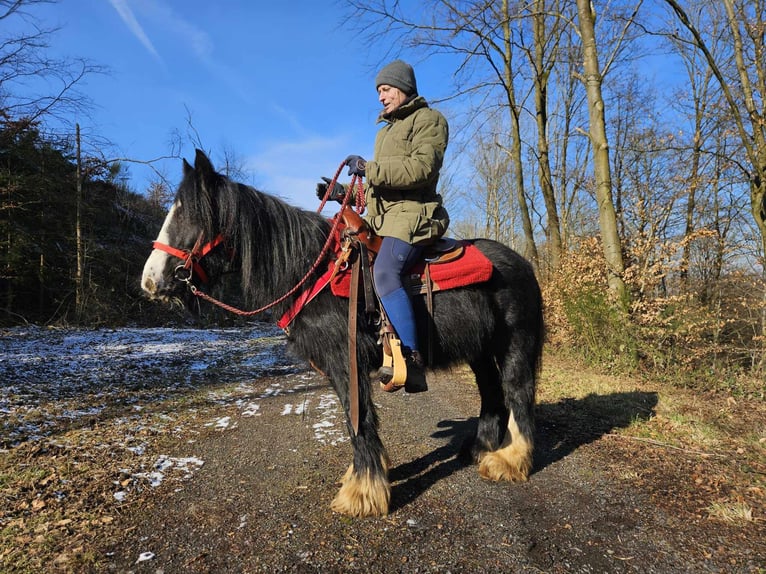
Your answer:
[141,150,544,517]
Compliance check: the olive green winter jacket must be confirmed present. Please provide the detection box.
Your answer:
[363,96,450,245]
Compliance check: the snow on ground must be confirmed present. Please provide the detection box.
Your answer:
[0,324,348,502]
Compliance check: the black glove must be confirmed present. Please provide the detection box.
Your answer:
[316,177,346,203]
[344,154,366,177]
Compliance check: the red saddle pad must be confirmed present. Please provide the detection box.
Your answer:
[329,241,494,298]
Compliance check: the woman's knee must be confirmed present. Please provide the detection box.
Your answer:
[374,237,420,296]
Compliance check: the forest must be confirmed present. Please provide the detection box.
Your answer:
[1,0,764,394]
[0,117,192,326]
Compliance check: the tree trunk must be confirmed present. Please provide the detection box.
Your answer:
[576,0,628,308]
[76,123,83,318]
[502,0,539,269]
[532,0,563,271]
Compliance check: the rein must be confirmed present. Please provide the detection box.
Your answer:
[162,161,366,319]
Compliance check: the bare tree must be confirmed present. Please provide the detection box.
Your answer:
[662,0,766,365]
[0,1,102,125]
[575,0,628,307]
[670,34,719,287]
[526,0,563,270]
[343,0,541,266]
[548,20,591,248]
[469,128,516,246]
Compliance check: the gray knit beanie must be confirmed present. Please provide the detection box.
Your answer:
[375,60,418,96]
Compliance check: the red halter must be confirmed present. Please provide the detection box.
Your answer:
[152,233,226,285]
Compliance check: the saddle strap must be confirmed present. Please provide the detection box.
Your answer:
[357,241,377,315]
[348,248,361,436]
[425,262,434,362]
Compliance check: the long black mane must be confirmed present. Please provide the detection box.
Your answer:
[176,154,331,306]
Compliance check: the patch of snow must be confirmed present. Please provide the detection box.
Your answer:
[312,393,348,445]
[206,416,233,430]
[260,383,283,398]
[1,325,352,507]
[0,325,298,446]
[240,402,260,417]
[118,455,205,500]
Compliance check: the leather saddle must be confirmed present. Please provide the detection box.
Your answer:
[339,207,463,264]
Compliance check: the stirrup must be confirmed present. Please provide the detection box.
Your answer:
[380,336,407,392]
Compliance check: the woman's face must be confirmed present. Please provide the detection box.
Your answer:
[377,84,407,115]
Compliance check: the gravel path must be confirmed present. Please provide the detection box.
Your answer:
[2,326,761,573]
[100,368,761,573]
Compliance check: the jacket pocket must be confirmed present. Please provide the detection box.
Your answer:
[412,202,449,244]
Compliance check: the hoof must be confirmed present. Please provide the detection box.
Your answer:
[330,469,390,517]
[476,409,534,482]
[478,448,531,482]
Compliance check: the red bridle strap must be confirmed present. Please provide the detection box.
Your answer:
[152,234,225,285]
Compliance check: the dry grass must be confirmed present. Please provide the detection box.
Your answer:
[707,500,755,524]
[541,353,766,529]
[0,402,221,572]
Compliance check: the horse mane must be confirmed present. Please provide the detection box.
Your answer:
[177,152,331,305]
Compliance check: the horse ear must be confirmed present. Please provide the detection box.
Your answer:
[192,149,220,196]
[194,149,216,177]
[183,158,193,176]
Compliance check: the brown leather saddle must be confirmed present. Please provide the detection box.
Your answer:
[339,207,463,264]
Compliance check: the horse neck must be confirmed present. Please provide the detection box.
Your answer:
[236,191,330,304]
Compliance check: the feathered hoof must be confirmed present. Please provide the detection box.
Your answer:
[478,444,532,482]
[330,468,391,517]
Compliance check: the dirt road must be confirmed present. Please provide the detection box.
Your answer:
[99,366,763,573]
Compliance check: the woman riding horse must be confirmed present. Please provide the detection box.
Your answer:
[143,151,543,517]
[317,60,449,393]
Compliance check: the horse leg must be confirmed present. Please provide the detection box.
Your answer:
[328,375,391,517]
[476,342,536,482]
[460,356,506,460]
[461,343,534,482]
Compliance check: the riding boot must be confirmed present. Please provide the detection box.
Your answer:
[381,347,428,393]
[403,349,428,393]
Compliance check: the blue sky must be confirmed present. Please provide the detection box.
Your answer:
[18,0,448,211]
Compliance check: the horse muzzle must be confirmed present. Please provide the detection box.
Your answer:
[141,250,184,301]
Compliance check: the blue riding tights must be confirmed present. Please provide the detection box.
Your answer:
[374,236,423,351]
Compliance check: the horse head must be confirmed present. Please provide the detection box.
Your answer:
[141,150,233,307]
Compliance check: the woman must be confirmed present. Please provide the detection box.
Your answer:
[318,60,449,392]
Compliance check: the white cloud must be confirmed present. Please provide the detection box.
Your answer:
[109,0,215,66]
[141,1,214,61]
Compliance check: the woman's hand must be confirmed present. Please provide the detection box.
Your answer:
[344,155,366,177]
